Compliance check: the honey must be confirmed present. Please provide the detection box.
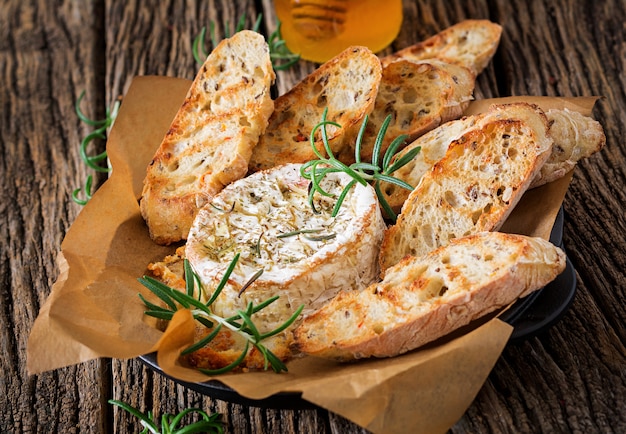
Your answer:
[274,0,403,63]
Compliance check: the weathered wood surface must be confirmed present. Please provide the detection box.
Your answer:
[1,0,625,432]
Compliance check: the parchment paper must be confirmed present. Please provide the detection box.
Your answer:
[27,75,598,434]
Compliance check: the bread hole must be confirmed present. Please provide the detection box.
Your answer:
[384,185,396,196]
[507,148,518,159]
[484,253,494,261]
[165,183,176,192]
[424,276,445,299]
[402,87,418,104]
[421,224,433,247]
[444,190,461,208]
[168,161,179,172]
[471,209,482,224]
[483,203,492,213]
[473,145,484,155]
[239,116,251,127]
[399,110,413,129]
[316,93,327,108]
[373,324,384,335]
[438,285,449,297]
[180,175,196,186]
[254,66,264,80]
[496,186,505,198]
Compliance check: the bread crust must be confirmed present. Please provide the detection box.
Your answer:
[140,30,275,245]
[294,232,566,361]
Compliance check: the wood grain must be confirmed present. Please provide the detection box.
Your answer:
[1,0,625,432]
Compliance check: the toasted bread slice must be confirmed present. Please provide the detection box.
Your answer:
[294,232,566,361]
[248,46,382,172]
[140,30,275,245]
[380,103,554,215]
[379,103,552,272]
[382,19,503,75]
[530,108,606,188]
[356,59,475,163]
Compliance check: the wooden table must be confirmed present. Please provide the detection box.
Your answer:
[2,0,625,432]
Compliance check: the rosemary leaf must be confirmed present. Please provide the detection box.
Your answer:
[300,112,421,222]
[139,256,303,375]
[385,145,422,175]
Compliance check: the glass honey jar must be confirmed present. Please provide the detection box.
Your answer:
[274,0,403,63]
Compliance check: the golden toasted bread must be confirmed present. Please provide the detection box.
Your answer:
[248,46,382,171]
[530,108,606,188]
[294,232,566,361]
[140,30,275,245]
[381,19,503,75]
[380,103,553,215]
[356,59,475,163]
[379,103,553,272]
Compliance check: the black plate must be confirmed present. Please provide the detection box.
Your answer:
[498,206,577,340]
[139,207,577,409]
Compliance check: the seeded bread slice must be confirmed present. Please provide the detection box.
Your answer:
[140,30,275,245]
[380,104,606,214]
[248,46,382,172]
[530,108,606,188]
[380,103,553,215]
[382,19,503,75]
[294,232,566,361]
[379,103,552,272]
[356,59,475,163]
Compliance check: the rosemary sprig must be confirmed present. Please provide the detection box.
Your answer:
[193,13,299,70]
[138,254,304,374]
[71,91,120,205]
[300,109,422,222]
[109,399,224,434]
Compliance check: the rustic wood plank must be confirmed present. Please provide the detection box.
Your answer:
[0,0,110,432]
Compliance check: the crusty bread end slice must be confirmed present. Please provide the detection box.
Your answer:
[294,232,566,361]
[530,108,606,188]
[248,46,382,172]
[379,103,552,271]
[382,19,503,75]
[140,30,275,245]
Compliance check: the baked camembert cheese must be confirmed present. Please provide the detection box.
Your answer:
[183,163,387,367]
